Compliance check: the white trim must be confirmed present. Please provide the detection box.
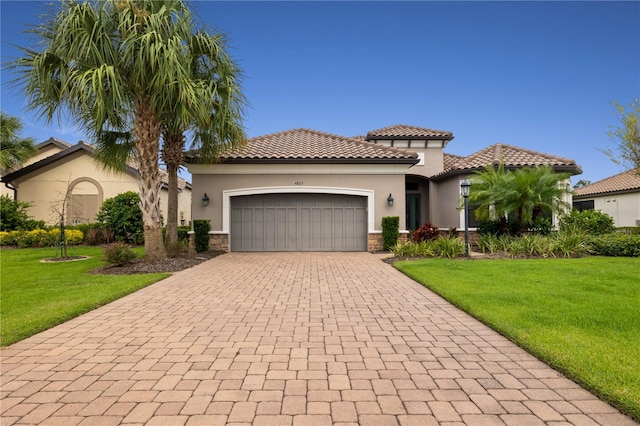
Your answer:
[222,186,376,234]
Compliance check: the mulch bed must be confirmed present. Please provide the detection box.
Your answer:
[94,250,225,275]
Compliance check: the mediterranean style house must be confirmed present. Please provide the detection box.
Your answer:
[1,137,192,227]
[186,124,582,252]
[573,170,640,227]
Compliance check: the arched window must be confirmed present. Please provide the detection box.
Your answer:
[67,178,103,225]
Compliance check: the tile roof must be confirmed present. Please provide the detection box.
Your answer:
[366,124,454,140]
[215,128,418,163]
[440,143,581,175]
[573,169,640,197]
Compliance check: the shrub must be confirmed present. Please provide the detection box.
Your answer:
[49,228,84,245]
[412,222,439,242]
[177,226,191,243]
[104,242,137,266]
[560,209,615,235]
[96,192,144,244]
[434,236,465,258]
[381,216,400,250]
[588,234,640,257]
[193,220,210,253]
[0,195,33,231]
[552,225,591,258]
[166,241,189,257]
[477,219,516,236]
[392,240,437,258]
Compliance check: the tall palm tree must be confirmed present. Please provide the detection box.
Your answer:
[161,29,246,247]
[11,0,209,261]
[469,164,570,235]
[0,112,36,172]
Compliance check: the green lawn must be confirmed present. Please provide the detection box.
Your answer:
[394,256,640,422]
[1,247,168,346]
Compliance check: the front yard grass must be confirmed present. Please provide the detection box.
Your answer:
[1,247,169,346]
[394,256,640,421]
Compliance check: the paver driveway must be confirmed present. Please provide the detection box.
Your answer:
[1,252,636,426]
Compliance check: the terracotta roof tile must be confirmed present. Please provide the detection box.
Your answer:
[218,128,418,162]
[573,169,640,197]
[443,143,580,173]
[366,124,453,140]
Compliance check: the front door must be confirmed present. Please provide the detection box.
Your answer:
[406,194,421,231]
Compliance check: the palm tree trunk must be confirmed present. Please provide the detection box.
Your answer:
[162,132,185,248]
[135,100,166,262]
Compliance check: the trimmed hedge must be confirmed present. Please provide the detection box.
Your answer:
[588,234,640,257]
[381,216,399,251]
[193,220,211,252]
[0,229,83,247]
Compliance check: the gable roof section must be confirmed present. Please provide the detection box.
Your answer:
[434,143,582,179]
[573,170,640,198]
[2,141,190,190]
[202,128,418,164]
[366,124,454,140]
[36,137,73,151]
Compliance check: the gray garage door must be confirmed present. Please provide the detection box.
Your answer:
[231,193,367,251]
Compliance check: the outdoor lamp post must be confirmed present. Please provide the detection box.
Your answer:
[460,179,471,258]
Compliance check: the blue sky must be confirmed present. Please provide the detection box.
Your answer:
[1,1,639,185]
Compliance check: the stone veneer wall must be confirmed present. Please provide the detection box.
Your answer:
[368,232,409,252]
[209,233,229,252]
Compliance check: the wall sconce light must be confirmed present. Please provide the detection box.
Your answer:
[387,193,394,207]
[202,193,210,207]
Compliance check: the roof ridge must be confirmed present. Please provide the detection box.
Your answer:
[488,142,575,164]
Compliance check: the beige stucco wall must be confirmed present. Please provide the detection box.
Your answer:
[582,192,640,227]
[187,163,409,233]
[8,150,191,227]
[430,177,464,230]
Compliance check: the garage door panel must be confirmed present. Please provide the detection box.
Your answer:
[231,193,367,251]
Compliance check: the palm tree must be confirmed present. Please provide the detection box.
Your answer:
[0,112,36,172]
[161,29,246,247]
[11,0,211,261]
[469,164,571,235]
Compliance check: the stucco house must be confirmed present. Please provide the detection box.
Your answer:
[186,124,581,252]
[1,137,192,227]
[573,170,640,227]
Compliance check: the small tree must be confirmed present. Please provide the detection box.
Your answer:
[97,192,144,245]
[600,98,640,175]
[469,164,571,236]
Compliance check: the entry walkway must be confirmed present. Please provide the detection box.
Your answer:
[1,253,636,425]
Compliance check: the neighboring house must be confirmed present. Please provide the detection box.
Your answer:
[186,124,581,252]
[1,137,192,227]
[573,170,640,227]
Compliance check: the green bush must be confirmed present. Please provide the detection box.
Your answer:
[193,220,210,252]
[0,195,33,231]
[477,218,516,236]
[96,191,144,244]
[560,209,615,235]
[393,240,436,258]
[434,236,465,258]
[588,234,640,257]
[104,242,137,266]
[381,216,399,250]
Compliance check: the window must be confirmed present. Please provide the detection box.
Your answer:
[573,200,594,211]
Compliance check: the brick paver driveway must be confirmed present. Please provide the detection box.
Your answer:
[1,253,636,425]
